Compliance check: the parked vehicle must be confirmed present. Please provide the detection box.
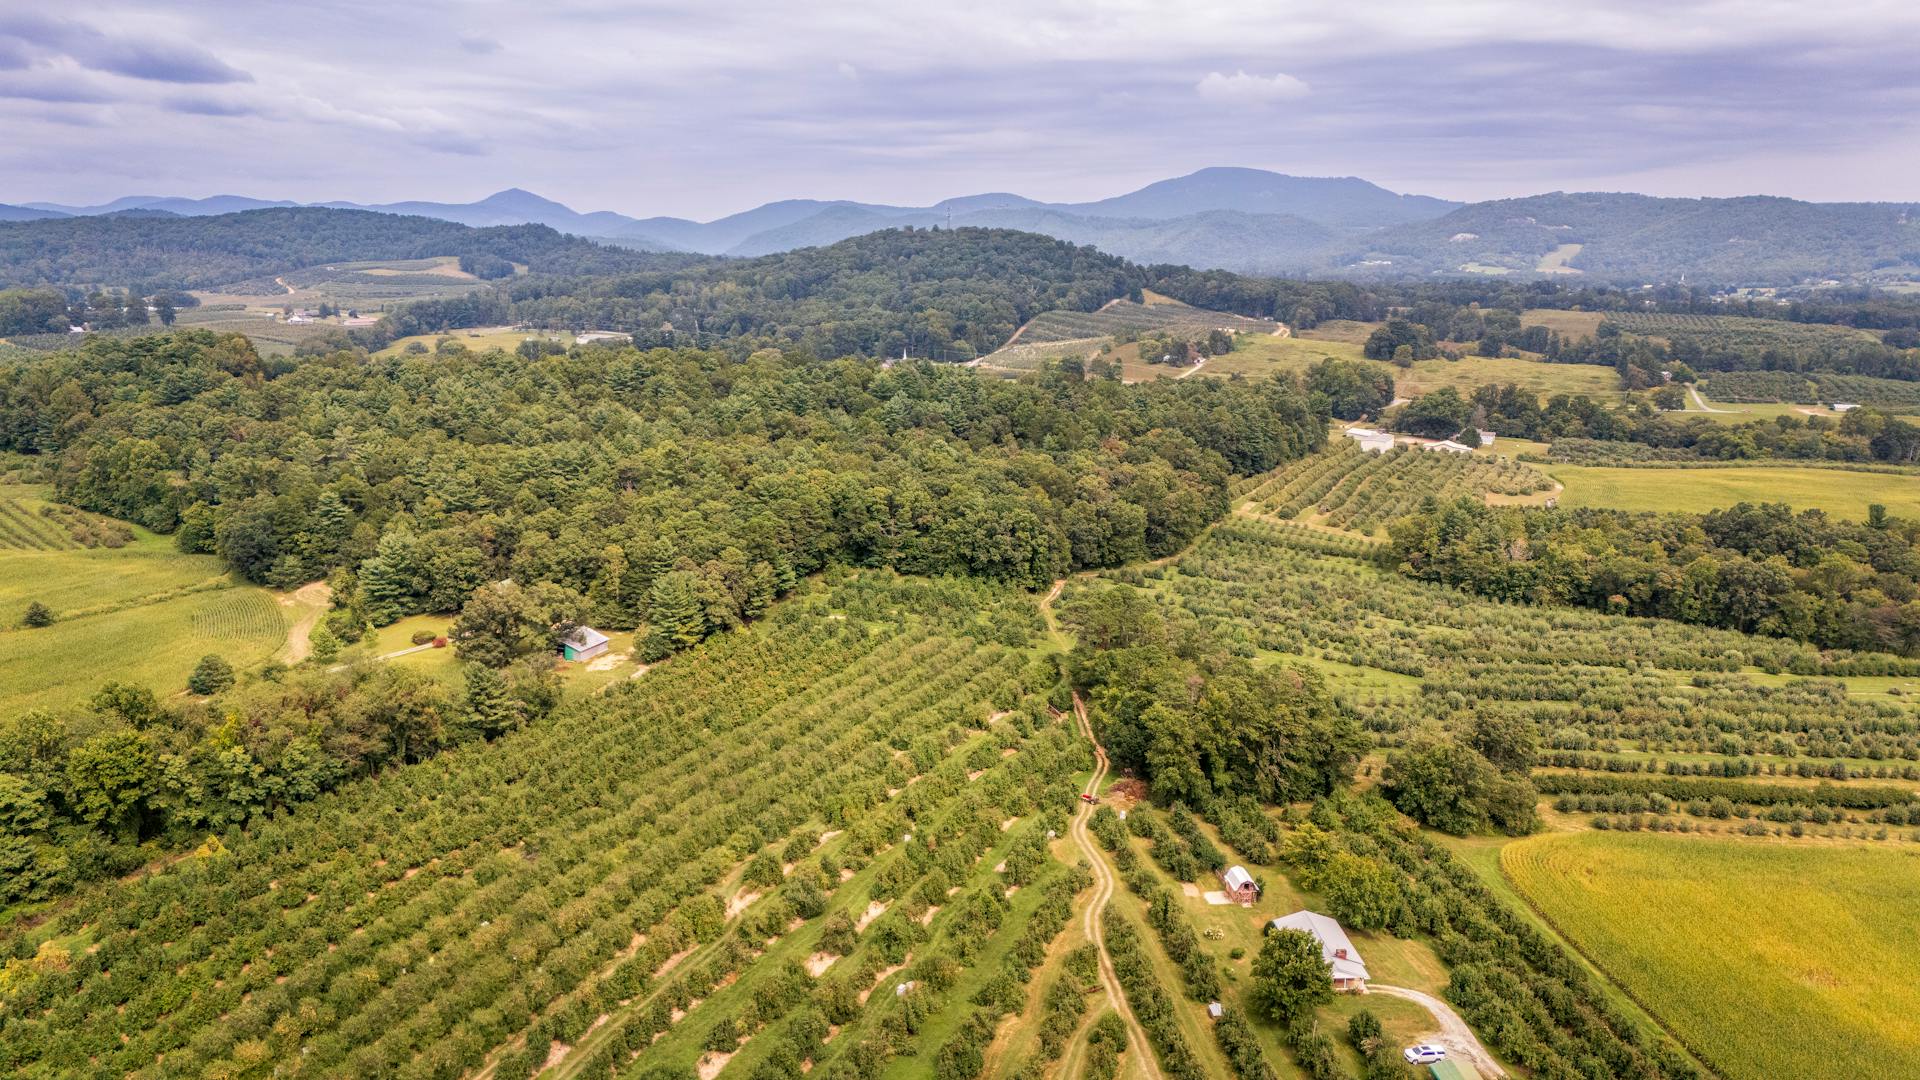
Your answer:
[1403,1045,1448,1065]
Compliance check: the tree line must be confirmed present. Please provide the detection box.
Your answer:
[1386,498,1920,656]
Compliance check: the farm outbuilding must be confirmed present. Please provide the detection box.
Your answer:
[1426,439,1473,454]
[561,626,610,662]
[1344,427,1396,454]
[1267,910,1370,991]
[1222,865,1259,904]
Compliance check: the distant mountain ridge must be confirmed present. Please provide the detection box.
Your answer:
[12,169,1920,283]
[12,169,1453,260]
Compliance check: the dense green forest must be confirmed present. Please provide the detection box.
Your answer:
[1387,498,1920,655]
[1,329,1322,642]
[391,227,1147,359]
[0,209,670,290]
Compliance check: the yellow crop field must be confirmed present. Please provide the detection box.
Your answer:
[1547,464,1920,521]
[1397,355,1620,398]
[1503,832,1920,1080]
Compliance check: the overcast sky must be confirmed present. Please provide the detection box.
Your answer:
[4,2,1918,220]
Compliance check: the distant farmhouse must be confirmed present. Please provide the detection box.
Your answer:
[1343,427,1396,454]
[1268,910,1369,991]
[561,626,610,662]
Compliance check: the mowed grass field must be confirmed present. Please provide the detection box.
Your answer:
[0,486,287,711]
[350,613,645,697]
[1546,463,1920,520]
[1503,832,1920,1080]
[374,325,568,358]
[1521,308,1605,337]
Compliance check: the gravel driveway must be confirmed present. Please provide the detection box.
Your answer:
[1367,984,1506,1077]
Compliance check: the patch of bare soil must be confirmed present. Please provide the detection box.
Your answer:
[654,944,696,977]
[275,580,332,663]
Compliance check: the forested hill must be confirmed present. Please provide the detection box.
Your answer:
[0,329,1322,639]
[408,227,1148,359]
[1346,193,1920,282]
[0,207,674,289]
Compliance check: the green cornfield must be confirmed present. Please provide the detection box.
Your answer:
[1503,831,1920,1080]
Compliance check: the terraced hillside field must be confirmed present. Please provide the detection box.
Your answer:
[0,575,1091,1080]
[1604,311,1880,350]
[1504,832,1920,1080]
[1242,440,1554,534]
[201,255,493,306]
[1705,369,1920,409]
[1012,297,1278,345]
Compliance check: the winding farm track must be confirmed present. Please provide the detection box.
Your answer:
[1041,578,1158,1076]
[1065,686,1160,1078]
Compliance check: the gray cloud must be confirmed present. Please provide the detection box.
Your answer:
[0,14,251,84]
[2,2,1917,216]
[166,94,262,117]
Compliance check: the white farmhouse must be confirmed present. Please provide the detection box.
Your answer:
[1344,427,1396,454]
[1267,910,1369,992]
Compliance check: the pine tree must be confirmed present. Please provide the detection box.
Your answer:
[463,663,511,739]
[646,570,708,654]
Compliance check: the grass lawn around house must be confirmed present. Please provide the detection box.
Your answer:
[1102,804,1499,1079]
[343,616,642,697]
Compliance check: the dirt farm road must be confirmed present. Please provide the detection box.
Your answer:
[1369,984,1507,1077]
